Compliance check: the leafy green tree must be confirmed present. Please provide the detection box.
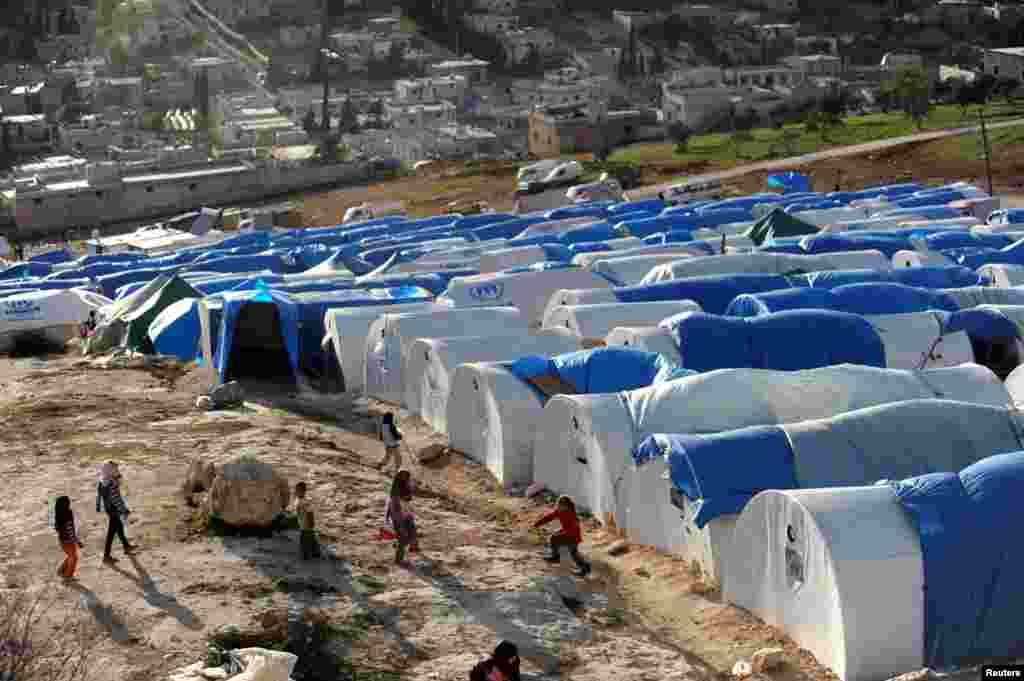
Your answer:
[667,121,692,153]
[881,66,932,129]
[191,31,208,51]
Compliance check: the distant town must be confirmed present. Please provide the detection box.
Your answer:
[3,0,1024,236]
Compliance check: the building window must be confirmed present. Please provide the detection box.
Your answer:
[95,191,104,198]
[189,183,198,191]
[146,185,154,193]
[34,198,42,205]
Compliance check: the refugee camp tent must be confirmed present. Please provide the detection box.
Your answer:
[746,209,819,246]
[587,254,705,286]
[0,288,111,354]
[542,300,701,345]
[939,286,1024,309]
[891,251,954,268]
[440,268,613,325]
[978,263,1024,287]
[446,347,685,485]
[86,274,178,355]
[532,363,1009,541]
[641,398,1023,589]
[323,302,445,395]
[148,298,202,361]
[404,330,584,433]
[120,276,200,353]
[726,283,959,317]
[640,251,891,285]
[723,449,1024,681]
[572,244,711,268]
[364,307,528,404]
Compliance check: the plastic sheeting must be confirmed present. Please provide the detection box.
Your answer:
[794,265,982,290]
[148,298,201,361]
[890,450,1024,669]
[726,283,960,317]
[216,289,302,386]
[940,286,1024,309]
[660,310,886,372]
[542,300,701,341]
[609,273,795,314]
[640,251,891,285]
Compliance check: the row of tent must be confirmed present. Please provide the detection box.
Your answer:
[3,180,1024,681]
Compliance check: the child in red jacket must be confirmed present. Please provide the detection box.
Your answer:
[533,495,591,577]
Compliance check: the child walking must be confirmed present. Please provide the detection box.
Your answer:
[294,482,321,560]
[96,461,135,564]
[377,412,404,472]
[533,495,591,577]
[55,496,83,582]
[385,470,418,565]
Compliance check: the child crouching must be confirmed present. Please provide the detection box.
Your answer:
[533,495,590,577]
[294,482,321,560]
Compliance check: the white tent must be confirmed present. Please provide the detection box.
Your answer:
[901,216,981,229]
[531,363,1010,548]
[604,326,682,363]
[640,251,891,285]
[978,263,1024,288]
[589,254,697,286]
[794,206,871,226]
[672,398,1023,585]
[516,217,595,238]
[390,258,480,274]
[406,329,582,434]
[939,286,1024,309]
[0,288,111,353]
[891,250,953,268]
[1005,363,1024,409]
[323,302,444,395]
[440,269,612,326]
[446,361,545,486]
[479,245,558,273]
[723,486,924,681]
[364,306,527,404]
[868,311,974,370]
[543,301,700,346]
[543,287,620,315]
[572,244,712,268]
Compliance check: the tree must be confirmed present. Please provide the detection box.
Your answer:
[881,66,932,130]
[667,121,692,153]
[339,98,359,133]
[303,109,316,133]
[109,40,129,76]
[191,31,208,52]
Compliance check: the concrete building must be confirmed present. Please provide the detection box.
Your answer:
[392,124,499,161]
[101,77,144,110]
[504,69,610,107]
[984,47,1024,80]
[430,58,490,85]
[475,0,517,11]
[661,65,806,129]
[393,75,468,104]
[744,0,797,12]
[671,5,730,27]
[499,27,558,64]
[466,13,520,34]
[528,105,660,157]
[613,10,658,33]
[384,101,457,129]
[784,54,843,78]
[756,23,798,41]
[1,115,56,155]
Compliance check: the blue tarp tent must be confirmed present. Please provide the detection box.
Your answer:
[185,254,292,276]
[660,309,887,372]
[796,266,982,290]
[29,249,75,265]
[612,273,798,313]
[0,278,98,293]
[924,232,1012,250]
[634,428,797,528]
[216,289,302,386]
[0,262,53,280]
[471,216,548,241]
[726,283,960,317]
[800,233,912,258]
[891,451,1024,668]
[505,347,687,401]
[148,298,202,361]
[97,267,181,298]
[768,172,812,193]
[559,222,618,245]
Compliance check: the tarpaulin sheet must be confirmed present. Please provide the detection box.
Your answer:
[217,288,301,384]
[559,222,617,245]
[185,254,291,276]
[29,249,74,265]
[148,298,201,361]
[727,283,960,317]
[609,199,665,215]
[925,232,1012,250]
[612,273,797,314]
[661,309,886,372]
[472,216,548,241]
[635,428,797,527]
[943,307,1022,341]
[0,262,53,280]
[800,233,912,258]
[767,172,812,194]
[891,450,1024,668]
[506,346,678,402]
[796,266,982,290]
[642,230,694,245]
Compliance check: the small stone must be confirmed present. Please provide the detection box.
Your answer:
[634,567,651,578]
[751,647,785,673]
[198,668,228,680]
[608,541,629,556]
[195,396,213,411]
[732,661,753,679]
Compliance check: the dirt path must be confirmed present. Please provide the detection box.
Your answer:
[0,354,837,681]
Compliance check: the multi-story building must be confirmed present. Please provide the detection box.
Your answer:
[430,58,490,85]
[465,13,519,34]
[783,54,843,78]
[393,75,468,104]
[504,69,610,108]
[528,105,660,157]
[983,48,1024,80]
[384,100,457,129]
[475,0,517,11]
[499,27,558,64]
[661,65,807,129]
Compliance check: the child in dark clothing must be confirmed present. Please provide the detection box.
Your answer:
[469,641,521,681]
[55,496,83,581]
[377,413,404,472]
[96,461,135,564]
[386,469,418,565]
[533,495,591,577]
[294,482,320,560]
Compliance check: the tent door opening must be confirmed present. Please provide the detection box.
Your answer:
[968,335,1023,380]
[224,302,296,390]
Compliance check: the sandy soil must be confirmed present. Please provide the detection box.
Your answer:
[0,350,840,681]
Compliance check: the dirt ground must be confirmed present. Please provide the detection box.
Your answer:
[298,135,1024,225]
[0,349,844,681]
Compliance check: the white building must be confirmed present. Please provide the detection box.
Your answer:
[982,48,1024,79]
[612,10,659,33]
[499,27,558,63]
[505,69,610,107]
[430,58,490,85]
[466,13,520,34]
[393,75,468,104]
[783,54,843,78]
[384,100,457,129]
[475,0,517,10]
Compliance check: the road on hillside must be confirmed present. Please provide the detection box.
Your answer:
[630,117,1024,199]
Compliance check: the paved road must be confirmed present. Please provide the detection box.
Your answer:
[629,117,1024,199]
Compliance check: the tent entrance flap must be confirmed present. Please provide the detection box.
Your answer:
[223,301,295,388]
[968,335,1022,380]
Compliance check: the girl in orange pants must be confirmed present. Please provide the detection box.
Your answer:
[55,496,83,581]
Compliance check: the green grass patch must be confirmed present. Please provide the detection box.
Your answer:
[352,575,386,594]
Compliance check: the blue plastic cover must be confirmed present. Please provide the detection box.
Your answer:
[452,213,517,231]
[726,283,960,317]
[546,205,609,220]
[890,450,1024,668]
[149,298,202,361]
[96,267,180,298]
[0,262,53,280]
[634,428,797,527]
[185,254,291,276]
[0,278,97,293]
[796,266,982,290]
[472,216,547,241]
[800,232,913,258]
[541,244,575,261]
[613,273,796,314]
[505,347,677,400]
[559,222,617,245]
[29,249,74,265]
[609,199,665,215]
[217,289,302,384]
[943,307,1022,341]
[757,242,807,254]
[925,232,1012,250]
[767,172,812,193]
[566,241,613,256]
[192,274,286,296]
[642,230,694,245]
[661,310,886,372]
[617,216,697,239]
